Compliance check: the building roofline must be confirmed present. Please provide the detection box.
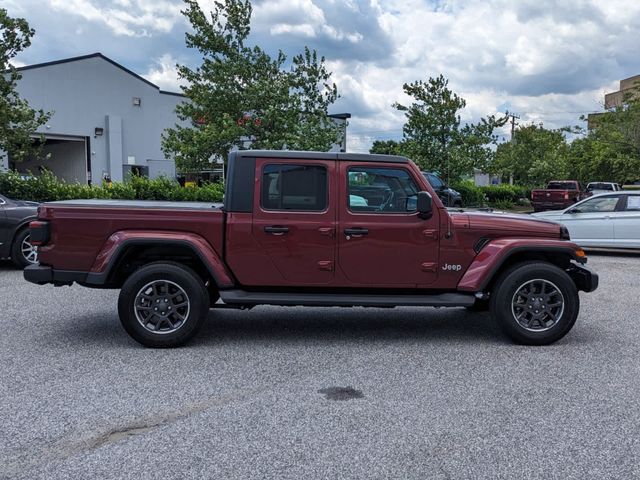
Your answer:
[328,113,352,119]
[15,52,185,97]
[620,74,640,83]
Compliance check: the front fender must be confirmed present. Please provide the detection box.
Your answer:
[457,238,585,292]
[87,230,235,288]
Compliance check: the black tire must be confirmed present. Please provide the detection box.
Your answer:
[490,262,579,345]
[118,262,210,347]
[11,228,38,269]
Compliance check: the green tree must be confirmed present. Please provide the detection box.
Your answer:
[493,124,571,186]
[162,0,340,173]
[369,139,405,156]
[392,75,507,181]
[0,8,50,163]
[574,82,640,184]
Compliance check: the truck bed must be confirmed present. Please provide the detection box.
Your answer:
[37,200,226,272]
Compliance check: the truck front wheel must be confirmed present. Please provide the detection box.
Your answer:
[490,262,579,345]
[118,262,210,347]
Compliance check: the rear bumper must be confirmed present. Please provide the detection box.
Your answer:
[568,263,599,292]
[24,264,87,286]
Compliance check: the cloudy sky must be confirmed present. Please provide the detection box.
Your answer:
[5,0,640,152]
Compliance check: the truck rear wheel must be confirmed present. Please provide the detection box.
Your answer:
[490,262,579,345]
[118,262,210,347]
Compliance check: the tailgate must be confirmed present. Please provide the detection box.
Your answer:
[532,190,569,201]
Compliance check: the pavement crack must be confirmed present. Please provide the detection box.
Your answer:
[2,388,259,478]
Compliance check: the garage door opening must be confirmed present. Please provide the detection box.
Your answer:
[9,135,90,184]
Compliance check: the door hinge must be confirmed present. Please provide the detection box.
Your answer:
[422,229,438,240]
[318,227,335,238]
[421,262,437,272]
[317,260,334,271]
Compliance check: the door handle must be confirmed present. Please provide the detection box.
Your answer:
[344,227,369,238]
[264,226,289,235]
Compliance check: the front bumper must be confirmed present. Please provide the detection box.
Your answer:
[24,264,87,286]
[567,262,599,292]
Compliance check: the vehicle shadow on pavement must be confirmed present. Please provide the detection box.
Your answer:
[54,307,508,348]
[0,259,20,270]
[193,307,506,346]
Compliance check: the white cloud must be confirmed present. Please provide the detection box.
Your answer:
[7,0,640,153]
[144,54,183,92]
[47,0,182,37]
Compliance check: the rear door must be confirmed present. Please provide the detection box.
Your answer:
[336,162,440,287]
[251,158,337,285]
[613,195,640,248]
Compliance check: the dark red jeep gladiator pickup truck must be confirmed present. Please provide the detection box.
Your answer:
[25,150,598,347]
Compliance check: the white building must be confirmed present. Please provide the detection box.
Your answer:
[2,53,350,185]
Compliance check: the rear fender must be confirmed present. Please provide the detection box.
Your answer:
[87,230,235,288]
[458,238,585,292]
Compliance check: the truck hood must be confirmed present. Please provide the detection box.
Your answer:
[453,210,562,238]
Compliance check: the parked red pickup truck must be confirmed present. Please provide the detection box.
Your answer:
[531,181,589,212]
[25,151,598,347]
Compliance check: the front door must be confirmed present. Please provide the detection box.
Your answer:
[337,163,440,287]
[251,158,337,285]
[562,195,620,247]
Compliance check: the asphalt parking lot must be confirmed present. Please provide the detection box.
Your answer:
[1,253,639,480]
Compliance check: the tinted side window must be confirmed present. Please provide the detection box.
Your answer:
[261,164,327,211]
[348,167,419,213]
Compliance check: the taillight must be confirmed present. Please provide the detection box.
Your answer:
[29,220,50,246]
[564,192,569,200]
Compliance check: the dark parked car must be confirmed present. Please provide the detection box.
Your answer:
[0,194,39,268]
[422,172,463,207]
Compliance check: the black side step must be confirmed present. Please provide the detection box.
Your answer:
[219,290,475,308]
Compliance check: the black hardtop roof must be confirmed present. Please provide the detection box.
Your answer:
[232,150,409,164]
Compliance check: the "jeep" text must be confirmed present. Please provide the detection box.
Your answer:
[442,263,462,271]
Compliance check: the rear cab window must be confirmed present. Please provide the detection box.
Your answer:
[261,164,328,211]
[548,181,577,190]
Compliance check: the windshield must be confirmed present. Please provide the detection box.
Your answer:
[424,173,444,188]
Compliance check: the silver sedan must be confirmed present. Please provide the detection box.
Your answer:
[532,192,640,249]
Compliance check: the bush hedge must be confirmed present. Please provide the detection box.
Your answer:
[1,170,534,210]
[0,170,224,203]
[451,181,531,208]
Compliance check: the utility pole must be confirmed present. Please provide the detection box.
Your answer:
[507,113,520,185]
[508,113,520,141]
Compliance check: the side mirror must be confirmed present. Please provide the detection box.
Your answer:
[417,191,433,219]
[566,208,580,214]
